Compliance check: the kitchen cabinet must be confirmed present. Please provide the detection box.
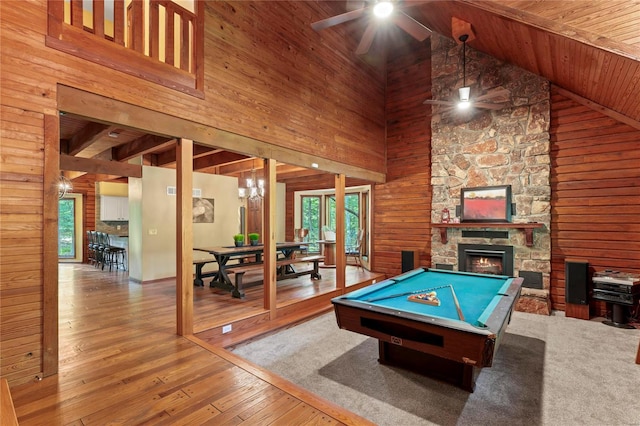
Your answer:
[100,196,129,221]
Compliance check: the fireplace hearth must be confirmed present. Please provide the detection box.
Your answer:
[458,244,514,277]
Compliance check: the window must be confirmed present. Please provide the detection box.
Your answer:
[301,196,321,253]
[59,198,76,258]
[325,194,360,247]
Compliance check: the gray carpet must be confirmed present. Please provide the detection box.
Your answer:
[229,311,640,426]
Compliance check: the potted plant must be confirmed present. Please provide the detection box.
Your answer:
[248,233,260,246]
[233,234,245,247]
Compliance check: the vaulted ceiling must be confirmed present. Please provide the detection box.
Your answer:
[61,1,640,184]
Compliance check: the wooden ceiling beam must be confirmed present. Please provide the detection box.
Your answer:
[112,134,176,161]
[60,154,142,178]
[193,151,250,172]
[65,121,112,155]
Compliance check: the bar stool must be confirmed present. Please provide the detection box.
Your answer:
[87,230,96,265]
[105,234,126,271]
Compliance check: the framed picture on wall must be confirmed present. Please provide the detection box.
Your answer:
[193,197,214,223]
[460,185,512,222]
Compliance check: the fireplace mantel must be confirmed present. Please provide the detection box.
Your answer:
[432,223,544,247]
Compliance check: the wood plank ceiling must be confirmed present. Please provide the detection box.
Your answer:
[60,1,640,184]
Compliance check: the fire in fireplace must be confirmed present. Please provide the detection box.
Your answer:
[458,244,514,276]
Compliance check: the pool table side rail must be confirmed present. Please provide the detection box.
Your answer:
[481,277,524,358]
[332,303,499,368]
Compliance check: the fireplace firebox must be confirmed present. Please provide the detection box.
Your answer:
[458,244,514,277]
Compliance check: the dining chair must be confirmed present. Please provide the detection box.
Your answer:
[294,228,309,256]
[346,229,364,269]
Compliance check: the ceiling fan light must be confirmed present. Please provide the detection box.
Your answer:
[373,1,393,18]
[459,86,471,102]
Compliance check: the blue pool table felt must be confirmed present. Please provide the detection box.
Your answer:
[342,269,513,327]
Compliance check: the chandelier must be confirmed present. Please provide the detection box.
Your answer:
[238,160,264,200]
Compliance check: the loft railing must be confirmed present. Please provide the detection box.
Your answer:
[47,0,204,97]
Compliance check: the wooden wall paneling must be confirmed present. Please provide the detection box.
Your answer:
[0,104,46,386]
[550,87,640,313]
[372,42,431,276]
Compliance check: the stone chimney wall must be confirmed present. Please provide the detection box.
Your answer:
[429,34,552,312]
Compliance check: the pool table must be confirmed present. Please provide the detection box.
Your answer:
[332,268,523,392]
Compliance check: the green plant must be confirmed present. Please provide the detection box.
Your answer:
[233,234,245,242]
[248,233,259,241]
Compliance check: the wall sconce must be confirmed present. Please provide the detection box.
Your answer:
[58,175,72,199]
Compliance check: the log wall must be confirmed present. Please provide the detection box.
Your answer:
[372,42,432,276]
[550,87,640,313]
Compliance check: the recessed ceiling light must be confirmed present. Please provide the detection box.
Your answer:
[311,163,319,168]
[108,130,120,138]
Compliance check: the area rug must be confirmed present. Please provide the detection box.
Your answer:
[229,311,640,426]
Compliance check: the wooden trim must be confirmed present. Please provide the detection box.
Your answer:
[43,114,59,377]
[335,174,346,290]
[56,85,386,183]
[553,85,640,131]
[176,138,193,336]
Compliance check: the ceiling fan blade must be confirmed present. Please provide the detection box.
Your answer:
[355,21,378,55]
[392,11,431,41]
[423,99,456,106]
[474,102,508,110]
[475,89,510,102]
[311,8,365,32]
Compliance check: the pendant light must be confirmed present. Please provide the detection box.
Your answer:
[458,34,471,109]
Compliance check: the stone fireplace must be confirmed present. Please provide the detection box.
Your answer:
[429,34,552,314]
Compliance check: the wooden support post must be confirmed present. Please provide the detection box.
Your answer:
[176,138,193,336]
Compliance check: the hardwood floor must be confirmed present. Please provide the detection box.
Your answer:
[10,263,381,425]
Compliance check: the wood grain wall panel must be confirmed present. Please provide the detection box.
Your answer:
[550,87,640,313]
[0,105,45,385]
[372,42,431,277]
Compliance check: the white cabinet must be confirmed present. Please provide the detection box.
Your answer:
[100,196,129,221]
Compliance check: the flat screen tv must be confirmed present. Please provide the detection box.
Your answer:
[460,185,512,223]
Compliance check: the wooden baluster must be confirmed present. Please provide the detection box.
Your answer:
[94,0,105,38]
[165,6,175,66]
[114,0,125,45]
[71,0,83,28]
[149,1,160,60]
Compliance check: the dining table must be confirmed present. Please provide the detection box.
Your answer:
[194,241,307,297]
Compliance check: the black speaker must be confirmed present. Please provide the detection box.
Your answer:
[401,251,418,273]
[565,260,589,305]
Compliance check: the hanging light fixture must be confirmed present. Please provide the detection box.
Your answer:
[458,34,471,109]
[57,174,72,199]
[238,159,264,200]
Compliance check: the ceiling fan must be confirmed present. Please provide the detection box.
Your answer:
[311,0,431,55]
[423,34,510,111]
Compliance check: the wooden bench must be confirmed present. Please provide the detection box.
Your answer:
[229,255,325,298]
[193,256,219,286]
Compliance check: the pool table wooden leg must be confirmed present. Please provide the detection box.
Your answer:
[636,339,640,365]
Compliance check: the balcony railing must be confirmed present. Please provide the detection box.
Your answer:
[47,0,204,97]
